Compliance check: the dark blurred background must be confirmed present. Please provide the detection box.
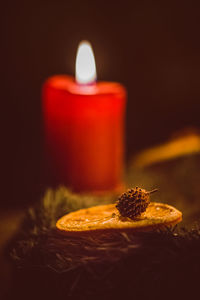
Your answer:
[1,0,200,207]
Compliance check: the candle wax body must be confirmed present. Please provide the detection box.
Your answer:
[43,75,126,192]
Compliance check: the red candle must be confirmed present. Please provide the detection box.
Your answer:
[42,41,126,192]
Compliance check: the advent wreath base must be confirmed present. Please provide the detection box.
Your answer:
[9,153,200,300]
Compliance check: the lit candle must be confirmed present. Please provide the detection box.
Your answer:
[42,41,127,192]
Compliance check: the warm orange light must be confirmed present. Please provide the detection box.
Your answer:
[75,41,97,84]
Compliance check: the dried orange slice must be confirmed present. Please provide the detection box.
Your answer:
[56,202,182,235]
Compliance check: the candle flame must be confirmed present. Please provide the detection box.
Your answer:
[75,41,97,84]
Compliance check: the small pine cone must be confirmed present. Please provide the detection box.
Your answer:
[116,187,157,220]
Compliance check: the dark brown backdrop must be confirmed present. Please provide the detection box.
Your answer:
[1,0,200,206]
